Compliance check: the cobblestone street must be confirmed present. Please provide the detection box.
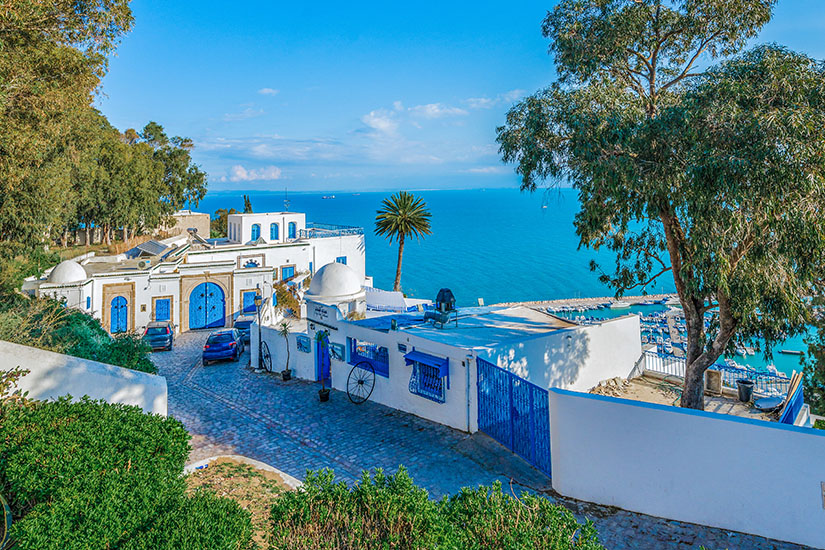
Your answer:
[154,331,811,550]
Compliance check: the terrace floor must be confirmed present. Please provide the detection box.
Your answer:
[152,331,812,550]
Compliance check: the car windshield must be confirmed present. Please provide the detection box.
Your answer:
[146,327,168,336]
[208,333,234,344]
[234,320,253,329]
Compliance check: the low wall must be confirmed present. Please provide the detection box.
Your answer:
[549,388,825,549]
[2,340,167,415]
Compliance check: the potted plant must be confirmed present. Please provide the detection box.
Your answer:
[316,331,331,402]
[278,321,292,381]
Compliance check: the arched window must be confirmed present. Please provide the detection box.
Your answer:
[270,223,279,240]
[251,223,261,241]
[288,222,297,239]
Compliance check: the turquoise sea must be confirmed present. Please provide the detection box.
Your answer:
[198,187,809,376]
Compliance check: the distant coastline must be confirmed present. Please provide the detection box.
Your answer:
[493,293,675,308]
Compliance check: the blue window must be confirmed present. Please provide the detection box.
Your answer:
[270,223,279,240]
[243,259,259,268]
[336,256,347,265]
[242,290,258,313]
[288,222,297,239]
[296,335,311,353]
[251,223,261,241]
[281,266,295,280]
[349,338,389,378]
[408,362,446,403]
[86,296,91,309]
[155,298,171,321]
[309,261,313,274]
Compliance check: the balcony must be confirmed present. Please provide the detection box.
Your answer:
[299,222,364,239]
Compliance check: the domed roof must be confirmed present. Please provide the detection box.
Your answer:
[48,260,87,284]
[306,262,362,299]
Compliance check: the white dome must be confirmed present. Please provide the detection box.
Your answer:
[48,260,87,284]
[306,262,362,299]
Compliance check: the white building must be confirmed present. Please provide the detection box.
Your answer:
[25,211,368,334]
[254,262,642,437]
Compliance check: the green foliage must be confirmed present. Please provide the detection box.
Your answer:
[0,243,60,294]
[804,321,825,416]
[814,419,825,430]
[496,1,825,409]
[0,398,251,550]
[0,295,156,374]
[375,191,432,291]
[211,208,239,238]
[243,194,254,213]
[274,283,301,319]
[270,468,603,550]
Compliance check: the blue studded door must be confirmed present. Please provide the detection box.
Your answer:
[110,296,128,333]
[155,298,171,321]
[189,282,226,330]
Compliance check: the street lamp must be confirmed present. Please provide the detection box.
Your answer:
[254,291,263,370]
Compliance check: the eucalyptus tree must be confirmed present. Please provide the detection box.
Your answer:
[497,1,825,409]
[375,192,432,292]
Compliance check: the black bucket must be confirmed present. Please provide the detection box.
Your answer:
[736,379,755,402]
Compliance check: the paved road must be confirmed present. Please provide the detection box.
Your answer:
[154,331,811,550]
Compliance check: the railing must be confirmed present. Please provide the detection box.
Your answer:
[408,363,446,403]
[643,351,791,397]
[299,222,364,240]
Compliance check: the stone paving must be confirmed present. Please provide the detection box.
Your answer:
[154,331,812,550]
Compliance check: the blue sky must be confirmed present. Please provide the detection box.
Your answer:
[97,1,825,192]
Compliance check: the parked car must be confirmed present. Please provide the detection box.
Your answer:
[142,321,174,351]
[202,329,244,365]
[233,315,256,344]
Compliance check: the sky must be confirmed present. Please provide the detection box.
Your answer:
[96,1,825,193]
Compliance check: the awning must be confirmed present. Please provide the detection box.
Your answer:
[404,350,449,379]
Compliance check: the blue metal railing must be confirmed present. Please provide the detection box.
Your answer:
[299,222,364,239]
[643,351,791,397]
[408,363,446,403]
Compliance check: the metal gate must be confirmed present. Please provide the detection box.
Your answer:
[477,357,552,476]
[189,282,226,330]
[110,296,128,333]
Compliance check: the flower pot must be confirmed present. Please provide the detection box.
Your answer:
[318,388,330,402]
[281,369,292,381]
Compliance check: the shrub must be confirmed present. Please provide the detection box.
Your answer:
[271,468,441,549]
[0,398,251,550]
[271,468,604,550]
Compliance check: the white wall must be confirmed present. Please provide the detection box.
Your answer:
[548,388,825,549]
[481,315,641,392]
[308,234,366,282]
[3,340,168,415]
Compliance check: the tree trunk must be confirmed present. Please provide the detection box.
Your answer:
[60,229,68,248]
[284,336,290,372]
[393,235,405,292]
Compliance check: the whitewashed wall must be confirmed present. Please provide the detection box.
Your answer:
[548,388,825,549]
[3,340,168,415]
[481,315,641,392]
[309,234,366,282]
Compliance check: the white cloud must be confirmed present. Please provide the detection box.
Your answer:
[463,166,509,174]
[465,89,527,110]
[228,165,283,182]
[408,103,468,119]
[223,107,265,122]
[361,109,399,135]
[466,97,495,109]
[392,100,404,111]
[258,88,280,96]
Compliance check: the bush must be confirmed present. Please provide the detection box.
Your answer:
[0,398,251,550]
[271,468,603,550]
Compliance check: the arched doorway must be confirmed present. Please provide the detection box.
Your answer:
[110,296,128,333]
[189,282,226,330]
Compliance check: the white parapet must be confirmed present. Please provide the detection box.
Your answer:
[2,340,168,416]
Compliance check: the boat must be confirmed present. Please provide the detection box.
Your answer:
[735,345,747,356]
[610,301,631,309]
[779,349,804,356]
[322,195,336,199]
[664,297,681,306]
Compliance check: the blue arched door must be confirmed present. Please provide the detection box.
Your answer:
[110,296,128,333]
[189,282,226,330]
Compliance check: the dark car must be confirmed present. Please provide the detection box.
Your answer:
[142,321,174,351]
[233,315,255,344]
[202,329,244,365]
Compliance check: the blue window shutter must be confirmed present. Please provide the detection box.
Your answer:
[288,222,296,239]
[251,224,261,240]
[309,261,313,274]
[336,256,347,265]
[281,266,295,280]
[86,296,91,309]
[270,223,279,240]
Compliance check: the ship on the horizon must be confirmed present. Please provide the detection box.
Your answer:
[323,195,336,199]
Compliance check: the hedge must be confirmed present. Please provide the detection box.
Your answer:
[0,398,251,550]
[271,468,603,549]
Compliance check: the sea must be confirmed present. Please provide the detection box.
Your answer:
[197,187,811,376]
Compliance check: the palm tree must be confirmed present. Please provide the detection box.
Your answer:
[278,321,291,374]
[375,192,432,292]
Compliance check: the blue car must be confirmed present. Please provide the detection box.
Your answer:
[202,329,244,365]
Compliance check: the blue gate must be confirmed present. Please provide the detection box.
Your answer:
[477,357,551,476]
[315,332,331,385]
[155,298,171,322]
[189,282,226,330]
[110,296,128,333]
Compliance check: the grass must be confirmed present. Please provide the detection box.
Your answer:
[186,458,289,549]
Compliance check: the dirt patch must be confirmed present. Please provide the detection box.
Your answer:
[186,457,291,548]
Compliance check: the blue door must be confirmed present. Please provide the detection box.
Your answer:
[242,291,257,313]
[189,282,226,330]
[110,296,128,333]
[315,333,331,385]
[477,358,552,476]
[155,298,171,321]
[281,266,295,280]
